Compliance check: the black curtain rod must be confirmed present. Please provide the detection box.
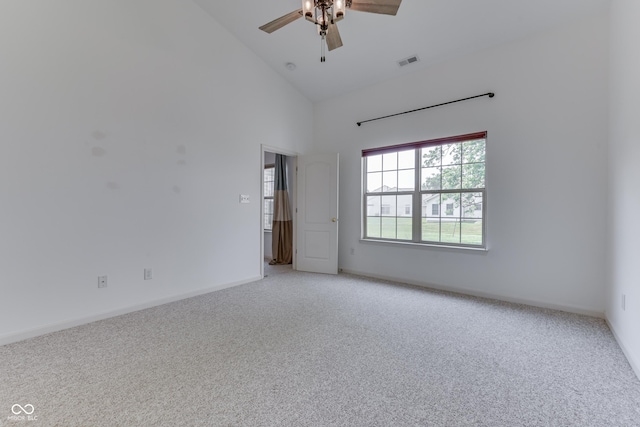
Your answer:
[356,92,495,127]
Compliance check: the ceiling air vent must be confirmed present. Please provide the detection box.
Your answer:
[397,55,420,67]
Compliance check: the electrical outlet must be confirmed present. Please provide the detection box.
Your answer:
[98,275,107,288]
[622,294,626,311]
[144,268,153,280]
[350,247,355,255]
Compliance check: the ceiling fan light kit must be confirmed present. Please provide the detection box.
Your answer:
[259,0,402,62]
[303,0,345,23]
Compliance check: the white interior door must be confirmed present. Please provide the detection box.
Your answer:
[296,153,339,274]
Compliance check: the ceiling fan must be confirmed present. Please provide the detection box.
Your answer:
[259,0,402,62]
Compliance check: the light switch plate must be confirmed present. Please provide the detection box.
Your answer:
[240,194,250,204]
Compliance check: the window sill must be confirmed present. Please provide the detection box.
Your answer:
[264,229,273,233]
[360,238,488,253]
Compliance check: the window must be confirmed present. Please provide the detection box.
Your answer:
[363,132,486,248]
[263,165,275,230]
[445,203,454,216]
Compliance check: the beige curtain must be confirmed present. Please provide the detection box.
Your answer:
[270,154,293,265]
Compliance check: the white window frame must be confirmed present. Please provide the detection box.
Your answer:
[362,132,487,249]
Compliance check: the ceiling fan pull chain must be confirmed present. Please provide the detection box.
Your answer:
[321,35,326,62]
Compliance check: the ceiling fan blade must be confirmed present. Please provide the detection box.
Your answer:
[326,22,343,51]
[348,0,402,16]
[259,9,303,34]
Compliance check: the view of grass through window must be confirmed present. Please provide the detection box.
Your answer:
[363,132,486,248]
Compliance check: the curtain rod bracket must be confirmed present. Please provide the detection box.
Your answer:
[356,92,495,127]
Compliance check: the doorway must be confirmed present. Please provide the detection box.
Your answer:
[261,145,297,279]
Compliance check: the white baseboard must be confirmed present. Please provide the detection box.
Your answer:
[0,276,261,347]
[605,316,640,380]
[340,268,605,319]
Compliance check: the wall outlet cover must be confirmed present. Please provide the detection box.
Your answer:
[98,276,107,288]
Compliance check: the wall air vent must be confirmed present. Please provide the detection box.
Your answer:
[397,55,420,67]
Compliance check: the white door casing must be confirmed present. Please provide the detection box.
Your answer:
[296,153,339,274]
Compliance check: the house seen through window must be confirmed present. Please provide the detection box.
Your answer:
[362,132,486,248]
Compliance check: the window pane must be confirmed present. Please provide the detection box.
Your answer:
[441,220,461,243]
[381,195,396,216]
[397,195,412,217]
[264,199,273,230]
[381,217,396,239]
[421,146,441,168]
[398,149,415,169]
[397,218,412,240]
[422,193,440,242]
[461,192,483,219]
[441,143,461,165]
[445,203,454,216]
[367,155,382,172]
[264,167,275,197]
[462,163,485,189]
[441,165,461,190]
[422,194,441,219]
[367,196,380,216]
[398,169,415,191]
[463,139,485,164]
[442,193,461,216]
[367,217,381,238]
[382,171,397,191]
[367,172,382,193]
[422,218,440,242]
[264,181,273,197]
[382,152,397,171]
[422,167,441,190]
[264,167,274,179]
[461,220,483,245]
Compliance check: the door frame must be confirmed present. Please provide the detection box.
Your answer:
[260,144,298,279]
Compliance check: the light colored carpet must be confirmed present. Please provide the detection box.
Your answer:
[1,266,639,426]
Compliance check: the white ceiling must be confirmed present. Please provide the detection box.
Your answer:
[193,0,609,103]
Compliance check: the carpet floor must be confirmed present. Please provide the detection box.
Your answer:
[1,266,639,426]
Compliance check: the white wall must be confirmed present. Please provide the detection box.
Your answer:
[607,0,640,376]
[314,12,609,315]
[0,0,312,342]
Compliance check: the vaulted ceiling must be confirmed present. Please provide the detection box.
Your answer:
[193,0,609,102]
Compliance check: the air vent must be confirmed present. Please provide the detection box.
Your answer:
[397,55,420,67]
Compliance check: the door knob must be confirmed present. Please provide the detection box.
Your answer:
[331,218,338,222]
